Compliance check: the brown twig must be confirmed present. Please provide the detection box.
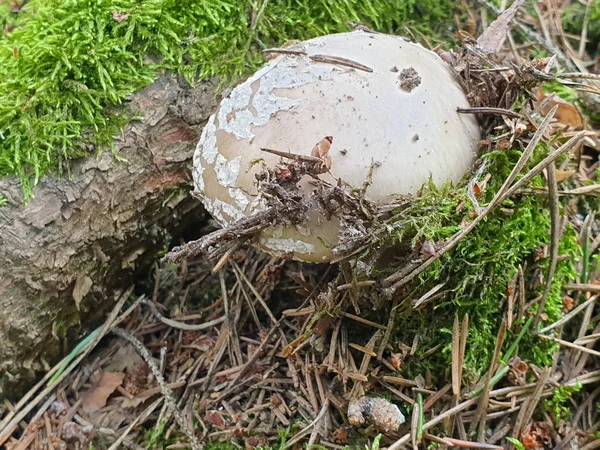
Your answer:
[457,107,521,118]
[309,54,373,72]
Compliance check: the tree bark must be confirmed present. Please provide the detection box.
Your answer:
[0,75,218,398]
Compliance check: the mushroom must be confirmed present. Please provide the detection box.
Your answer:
[193,31,480,263]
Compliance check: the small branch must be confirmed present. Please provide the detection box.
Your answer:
[163,206,285,263]
[564,283,600,293]
[263,48,307,56]
[141,299,226,331]
[556,72,600,81]
[112,328,203,450]
[457,107,521,118]
[538,295,598,334]
[309,54,373,72]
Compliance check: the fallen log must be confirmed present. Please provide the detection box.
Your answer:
[0,75,217,398]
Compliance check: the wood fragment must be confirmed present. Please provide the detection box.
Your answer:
[263,48,307,56]
[457,107,522,118]
[309,54,373,72]
[339,311,387,330]
[564,283,600,293]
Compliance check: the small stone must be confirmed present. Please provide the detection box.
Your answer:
[347,396,405,433]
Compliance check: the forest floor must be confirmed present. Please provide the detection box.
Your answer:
[1,1,600,449]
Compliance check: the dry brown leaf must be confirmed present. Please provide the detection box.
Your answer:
[537,89,583,130]
[81,371,125,414]
[477,0,525,54]
[555,170,576,183]
[521,422,551,450]
[72,275,92,310]
[205,411,227,430]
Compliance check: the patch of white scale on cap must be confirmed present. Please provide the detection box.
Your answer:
[193,54,342,225]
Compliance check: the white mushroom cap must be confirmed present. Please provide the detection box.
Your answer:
[193,31,480,263]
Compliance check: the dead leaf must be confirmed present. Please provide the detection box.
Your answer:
[520,422,551,450]
[555,170,576,183]
[477,0,525,54]
[72,275,92,310]
[81,372,125,414]
[204,411,227,430]
[507,356,529,386]
[112,10,130,23]
[536,88,583,130]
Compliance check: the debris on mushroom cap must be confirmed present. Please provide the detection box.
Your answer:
[347,396,406,433]
[193,31,481,263]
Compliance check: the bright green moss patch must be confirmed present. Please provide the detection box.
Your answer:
[0,0,458,199]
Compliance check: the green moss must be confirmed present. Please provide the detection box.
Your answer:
[0,0,458,199]
[543,380,583,425]
[375,138,580,382]
[0,2,11,30]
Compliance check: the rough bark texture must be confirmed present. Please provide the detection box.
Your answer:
[0,75,218,398]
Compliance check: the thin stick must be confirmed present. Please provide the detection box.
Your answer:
[534,161,560,327]
[513,369,550,438]
[457,107,521,118]
[387,398,479,450]
[233,262,278,326]
[263,48,307,56]
[142,299,225,331]
[339,311,387,330]
[538,334,600,357]
[470,319,506,437]
[285,401,329,448]
[538,295,598,334]
[309,54,373,72]
[112,328,202,450]
[377,298,399,360]
[564,283,600,293]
